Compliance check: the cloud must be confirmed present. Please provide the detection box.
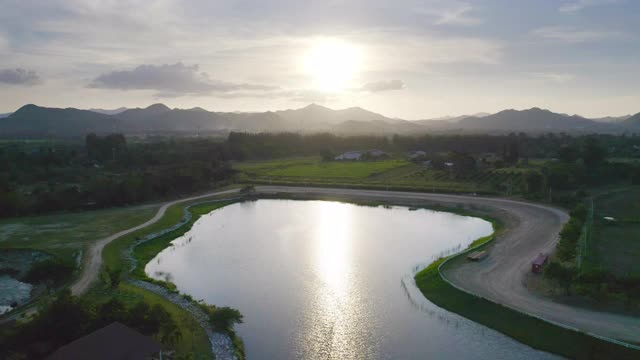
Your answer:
[359,80,405,92]
[416,2,481,26]
[532,26,622,43]
[0,68,42,85]
[89,62,277,97]
[559,0,620,13]
[529,72,575,83]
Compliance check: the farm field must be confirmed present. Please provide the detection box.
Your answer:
[234,157,531,195]
[0,204,159,263]
[235,157,411,178]
[589,187,640,276]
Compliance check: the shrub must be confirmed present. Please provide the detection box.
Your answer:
[23,259,74,286]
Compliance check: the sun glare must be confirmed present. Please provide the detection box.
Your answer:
[303,38,362,92]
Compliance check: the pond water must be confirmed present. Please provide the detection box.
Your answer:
[146,199,558,360]
[0,275,33,315]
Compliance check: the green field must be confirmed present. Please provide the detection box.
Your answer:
[0,204,159,263]
[235,157,411,178]
[588,188,640,276]
[235,157,531,194]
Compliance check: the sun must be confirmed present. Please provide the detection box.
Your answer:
[303,38,362,92]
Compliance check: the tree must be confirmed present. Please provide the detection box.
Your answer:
[524,171,543,194]
[97,298,127,327]
[544,261,575,295]
[204,306,243,332]
[558,144,579,163]
[582,137,606,167]
[320,148,334,162]
[106,266,122,289]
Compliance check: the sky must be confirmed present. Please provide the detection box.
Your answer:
[0,0,638,119]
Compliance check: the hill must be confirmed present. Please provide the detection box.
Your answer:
[0,104,119,136]
[276,103,393,130]
[456,108,616,133]
[623,112,640,127]
[1,103,637,137]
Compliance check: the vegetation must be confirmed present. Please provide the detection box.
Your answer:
[0,134,234,218]
[233,133,640,199]
[0,289,190,359]
[236,157,409,178]
[544,190,640,312]
[589,188,640,276]
[23,259,74,287]
[0,203,158,264]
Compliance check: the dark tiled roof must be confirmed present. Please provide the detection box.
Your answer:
[47,322,161,360]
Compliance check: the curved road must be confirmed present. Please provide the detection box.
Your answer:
[254,186,640,345]
[70,188,241,295]
[68,185,639,345]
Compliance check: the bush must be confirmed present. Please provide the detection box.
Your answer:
[199,304,243,332]
[23,259,74,286]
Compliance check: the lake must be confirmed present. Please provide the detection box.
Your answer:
[146,199,558,359]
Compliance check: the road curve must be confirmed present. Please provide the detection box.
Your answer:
[254,186,640,345]
[70,188,241,295]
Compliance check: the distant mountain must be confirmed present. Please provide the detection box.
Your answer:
[276,103,394,130]
[623,112,640,127]
[456,108,617,133]
[1,103,637,137]
[89,107,129,115]
[0,112,11,119]
[418,112,490,123]
[0,104,118,136]
[333,119,423,134]
[590,115,631,123]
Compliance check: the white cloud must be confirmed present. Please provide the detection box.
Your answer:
[559,0,620,13]
[532,26,622,43]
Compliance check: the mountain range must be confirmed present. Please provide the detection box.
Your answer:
[0,103,638,137]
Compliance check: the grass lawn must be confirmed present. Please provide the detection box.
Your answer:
[235,157,410,179]
[588,187,640,276]
[235,157,536,195]
[0,204,159,263]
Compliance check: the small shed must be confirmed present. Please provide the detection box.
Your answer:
[47,322,162,360]
[531,253,548,273]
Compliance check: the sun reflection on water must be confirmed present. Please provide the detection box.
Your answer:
[296,201,372,359]
[314,201,351,291]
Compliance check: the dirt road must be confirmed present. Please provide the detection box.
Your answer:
[254,186,640,345]
[70,188,241,295]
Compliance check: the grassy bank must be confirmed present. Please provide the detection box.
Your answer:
[94,192,242,360]
[415,237,639,359]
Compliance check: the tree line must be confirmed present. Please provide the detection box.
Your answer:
[1,131,639,218]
